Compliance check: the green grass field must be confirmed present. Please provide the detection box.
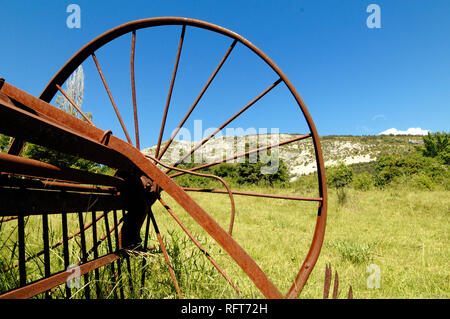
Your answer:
[1,184,447,299]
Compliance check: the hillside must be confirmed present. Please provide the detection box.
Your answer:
[142,135,424,181]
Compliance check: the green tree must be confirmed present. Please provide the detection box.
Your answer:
[236,156,289,186]
[327,162,353,205]
[418,132,450,165]
[327,162,353,189]
[0,134,11,152]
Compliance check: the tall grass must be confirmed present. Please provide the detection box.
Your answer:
[1,185,448,299]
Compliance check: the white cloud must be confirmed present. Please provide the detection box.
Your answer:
[379,127,430,136]
[372,114,385,121]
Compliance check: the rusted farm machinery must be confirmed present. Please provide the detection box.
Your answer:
[0,17,329,299]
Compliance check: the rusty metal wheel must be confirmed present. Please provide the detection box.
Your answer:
[0,17,327,299]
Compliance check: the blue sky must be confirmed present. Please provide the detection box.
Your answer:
[1,1,449,148]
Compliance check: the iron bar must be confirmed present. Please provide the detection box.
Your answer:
[42,214,51,299]
[0,176,117,195]
[113,210,125,299]
[103,210,118,299]
[0,187,124,216]
[0,153,124,188]
[18,216,26,287]
[78,212,91,299]
[130,30,140,149]
[91,53,132,144]
[155,25,186,159]
[61,213,71,298]
[140,213,152,287]
[0,253,122,299]
[55,84,94,125]
[182,188,323,202]
[91,211,101,297]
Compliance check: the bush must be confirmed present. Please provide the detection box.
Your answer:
[418,132,450,165]
[411,174,435,191]
[327,163,353,189]
[352,172,373,191]
[235,157,289,186]
[174,158,289,188]
[373,153,447,188]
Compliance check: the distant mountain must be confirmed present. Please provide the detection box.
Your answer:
[142,134,423,181]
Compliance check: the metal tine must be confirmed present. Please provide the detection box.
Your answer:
[78,212,90,299]
[140,213,152,287]
[42,214,51,299]
[61,213,71,299]
[18,216,26,287]
[5,212,106,272]
[91,211,101,298]
[332,270,339,299]
[323,263,331,299]
[121,210,134,296]
[348,285,353,299]
[155,24,186,159]
[112,210,125,299]
[103,210,118,299]
[148,208,183,299]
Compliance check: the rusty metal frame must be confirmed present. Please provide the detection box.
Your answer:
[0,17,327,299]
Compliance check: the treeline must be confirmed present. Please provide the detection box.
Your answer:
[326,132,449,192]
[173,155,290,188]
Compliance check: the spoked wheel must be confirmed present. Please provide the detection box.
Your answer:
[0,17,327,299]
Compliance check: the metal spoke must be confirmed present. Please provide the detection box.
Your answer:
[182,188,322,203]
[56,84,94,125]
[91,53,132,144]
[157,39,238,160]
[155,25,186,159]
[130,30,140,149]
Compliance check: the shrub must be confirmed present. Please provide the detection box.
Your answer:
[235,156,289,186]
[327,163,353,189]
[352,172,373,191]
[418,131,450,165]
[411,174,435,190]
[373,153,446,188]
